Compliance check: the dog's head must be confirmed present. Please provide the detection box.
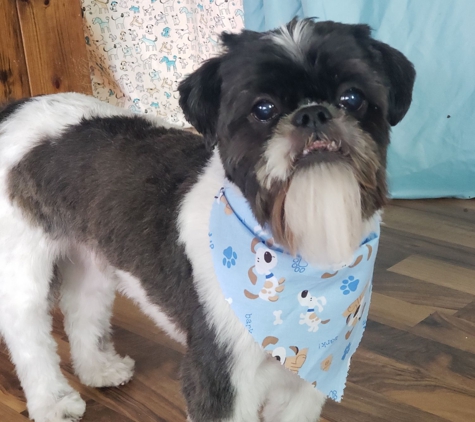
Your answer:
[179,19,415,266]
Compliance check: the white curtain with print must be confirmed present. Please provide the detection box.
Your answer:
[81,0,244,126]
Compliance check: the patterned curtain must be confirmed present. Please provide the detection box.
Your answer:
[81,0,244,126]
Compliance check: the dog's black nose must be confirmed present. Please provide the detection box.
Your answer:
[292,105,332,128]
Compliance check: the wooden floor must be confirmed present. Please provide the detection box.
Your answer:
[1,199,474,422]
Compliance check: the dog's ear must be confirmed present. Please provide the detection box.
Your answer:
[371,40,416,126]
[178,56,222,149]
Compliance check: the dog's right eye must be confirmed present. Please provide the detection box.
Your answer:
[264,251,272,263]
[252,100,278,122]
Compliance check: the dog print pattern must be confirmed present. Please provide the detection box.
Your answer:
[209,180,380,401]
[82,0,244,125]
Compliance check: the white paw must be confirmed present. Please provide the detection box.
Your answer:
[40,392,86,422]
[78,354,135,388]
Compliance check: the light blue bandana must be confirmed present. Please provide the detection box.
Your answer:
[209,180,380,402]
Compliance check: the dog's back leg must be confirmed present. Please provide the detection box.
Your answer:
[58,246,134,388]
[0,217,85,422]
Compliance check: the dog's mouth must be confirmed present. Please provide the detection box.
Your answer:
[299,134,342,163]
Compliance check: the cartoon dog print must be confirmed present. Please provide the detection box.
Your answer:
[244,238,285,302]
[128,29,139,42]
[298,291,330,332]
[129,5,140,14]
[159,55,177,72]
[110,1,118,12]
[262,336,308,375]
[154,12,168,25]
[343,282,369,340]
[140,35,158,52]
[119,31,127,42]
[148,69,161,84]
[92,17,110,34]
[177,43,188,54]
[143,5,154,16]
[103,44,119,60]
[160,0,175,13]
[159,42,173,54]
[122,45,133,58]
[130,16,144,28]
[216,0,231,16]
[112,12,129,29]
[91,0,109,15]
[142,54,159,70]
[161,78,173,89]
[146,24,155,35]
[179,7,194,23]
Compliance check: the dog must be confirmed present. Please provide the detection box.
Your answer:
[0,19,414,422]
[244,237,285,302]
[298,291,330,332]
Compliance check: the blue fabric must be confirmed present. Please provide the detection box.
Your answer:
[209,181,379,401]
[243,0,475,199]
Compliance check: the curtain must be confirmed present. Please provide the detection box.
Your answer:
[81,0,245,126]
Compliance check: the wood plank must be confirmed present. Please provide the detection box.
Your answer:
[454,301,475,324]
[112,294,186,355]
[349,347,475,422]
[16,0,92,95]
[322,381,450,422]
[377,225,475,272]
[410,312,475,355]
[0,400,29,422]
[369,292,448,330]
[0,0,30,100]
[393,199,475,225]
[361,321,475,392]
[389,255,475,296]
[387,390,475,422]
[383,205,475,250]
[373,271,474,312]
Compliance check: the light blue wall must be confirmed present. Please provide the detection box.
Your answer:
[243,0,475,198]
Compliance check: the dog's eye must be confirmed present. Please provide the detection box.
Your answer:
[338,89,366,112]
[264,251,273,263]
[272,347,286,364]
[252,100,277,122]
[301,290,308,298]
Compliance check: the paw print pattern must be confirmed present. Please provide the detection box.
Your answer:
[222,246,237,268]
[292,257,308,273]
[340,276,359,295]
[342,343,351,360]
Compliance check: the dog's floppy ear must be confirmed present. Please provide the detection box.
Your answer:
[178,57,222,149]
[371,40,416,126]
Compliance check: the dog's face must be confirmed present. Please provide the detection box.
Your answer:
[254,246,278,274]
[179,19,415,266]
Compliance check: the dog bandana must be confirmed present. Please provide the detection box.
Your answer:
[209,180,380,401]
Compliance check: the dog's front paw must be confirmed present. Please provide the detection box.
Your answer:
[37,392,86,422]
[262,377,326,422]
[78,354,135,388]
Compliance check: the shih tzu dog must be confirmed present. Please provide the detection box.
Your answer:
[0,19,414,422]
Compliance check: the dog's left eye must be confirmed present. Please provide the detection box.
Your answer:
[338,89,366,112]
[252,100,278,122]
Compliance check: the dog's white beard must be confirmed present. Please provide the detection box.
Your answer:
[285,163,363,268]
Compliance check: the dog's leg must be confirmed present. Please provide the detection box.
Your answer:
[258,360,326,422]
[59,248,134,388]
[0,222,85,422]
